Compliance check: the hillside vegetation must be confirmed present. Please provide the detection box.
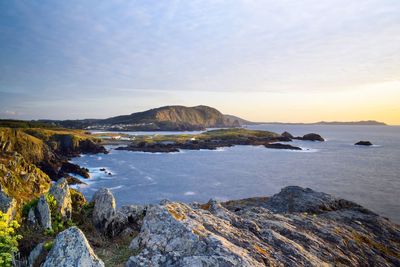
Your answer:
[41,105,247,131]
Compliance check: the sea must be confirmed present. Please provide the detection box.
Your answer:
[71,124,400,223]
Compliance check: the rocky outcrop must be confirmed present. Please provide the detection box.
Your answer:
[355,141,373,146]
[36,195,52,229]
[42,226,104,267]
[49,178,72,219]
[0,189,17,220]
[126,186,400,266]
[58,162,90,179]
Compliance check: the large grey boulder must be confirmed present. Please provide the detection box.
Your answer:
[91,188,116,232]
[0,190,17,221]
[36,195,52,229]
[126,187,400,266]
[42,226,104,267]
[49,178,72,219]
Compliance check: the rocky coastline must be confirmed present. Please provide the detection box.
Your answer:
[23,186,400,266]
[114,129,324,153]
[2,126,398,266]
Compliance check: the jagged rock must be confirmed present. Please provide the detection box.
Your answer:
[0,190,17,220]
[105,211,129,237]
[36,195,52,229]
[355,141,373,146]
[126,187,400,266]
[91,188,116,232]
[42,227,104,267]
[49,178,72,219]
[120,205,147,230]
[28,242,46,267]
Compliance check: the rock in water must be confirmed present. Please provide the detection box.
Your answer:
[92,188,116,232]
[36,195,52,229]
[49,178,72,219]
[355,141,373,146]
[301,133,325,141]
[126,186,400,266]
[281,131,294,139]
[43,227,104,267]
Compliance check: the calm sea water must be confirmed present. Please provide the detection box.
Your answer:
[71,125,400,223]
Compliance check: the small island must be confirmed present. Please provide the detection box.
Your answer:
[110,128,318,153]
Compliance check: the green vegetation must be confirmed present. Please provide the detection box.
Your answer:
[22,199,39,217]
[0,120,56,129]
[0,211,22,266]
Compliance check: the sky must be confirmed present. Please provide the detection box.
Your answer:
[0,0,399,124]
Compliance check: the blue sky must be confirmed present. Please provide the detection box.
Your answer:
[0,0,399,123]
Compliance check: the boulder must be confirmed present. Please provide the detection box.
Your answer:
[301,133,325,141]
[0,190,17,220]
[28,242,46,267]
[42,227,104,267]
[49,178,72,219]
[355,141,373,146]
[36,195,52,229]
[91,188,116,232]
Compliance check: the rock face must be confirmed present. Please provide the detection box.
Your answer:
[127,186,400,266]
[355,141,373,146]
[42,226,104,267]
[49,178,72,219]
[0,190,17,220]
[36,195,52,229]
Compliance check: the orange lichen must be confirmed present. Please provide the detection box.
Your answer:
[166,204,186,221]
[254,244,269,256]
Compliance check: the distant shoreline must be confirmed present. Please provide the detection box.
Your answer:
[252,120,387,126]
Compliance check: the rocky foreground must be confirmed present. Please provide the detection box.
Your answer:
[26,186,400,266]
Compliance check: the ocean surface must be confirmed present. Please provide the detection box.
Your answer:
[71,124,400,223]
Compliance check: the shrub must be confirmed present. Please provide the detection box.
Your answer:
[22,199,39,217]
[0,211,22,266]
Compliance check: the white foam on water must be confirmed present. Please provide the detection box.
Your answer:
[184,191,196,196]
